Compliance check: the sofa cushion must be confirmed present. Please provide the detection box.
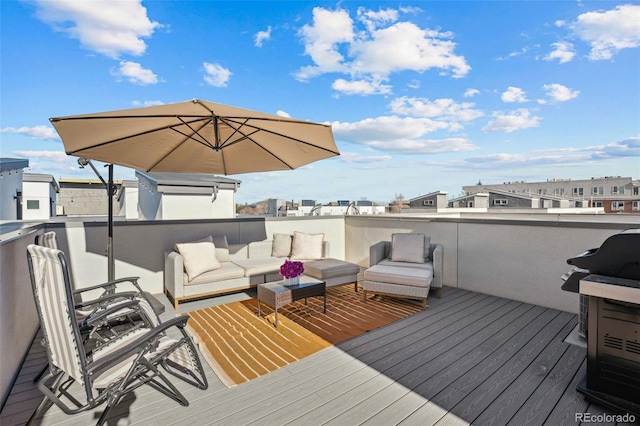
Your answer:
[378,258,434,273]
[184,261,245,285]
[391,233,426,264]
[291,231,324,260]
[271,233,292,258]
[175,235,230,263]
[212,235,230,262]
[304,258,360,280]
[364,264,432,288]
[233,257,284,277]
[176,241,221,281]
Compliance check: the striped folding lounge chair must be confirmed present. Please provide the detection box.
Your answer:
[26,244,208,426]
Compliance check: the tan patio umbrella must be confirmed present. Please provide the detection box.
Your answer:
[50,98,339,280]
[51,98,339,174]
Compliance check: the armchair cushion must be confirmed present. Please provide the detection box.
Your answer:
[291,231,324,260]
[271,233,293,258]
[175,241,221,281]
[364,264,431,288]
[391,233,427,264]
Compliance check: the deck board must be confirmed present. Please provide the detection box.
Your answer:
[2,286,629,426]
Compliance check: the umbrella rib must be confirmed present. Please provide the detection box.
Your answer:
[62,116,211,155]
[221,117,340,155]
[144,118,218,172]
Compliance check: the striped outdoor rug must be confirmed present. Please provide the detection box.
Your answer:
[184,285,423,387]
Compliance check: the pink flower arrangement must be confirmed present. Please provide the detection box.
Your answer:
[279,260,304,279]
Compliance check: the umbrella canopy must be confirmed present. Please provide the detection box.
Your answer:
[50,98,339,175]
[50,99,339,283]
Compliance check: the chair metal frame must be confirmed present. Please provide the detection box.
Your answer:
[26,244,207,425]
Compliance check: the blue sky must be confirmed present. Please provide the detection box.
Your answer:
[1,0,639,204]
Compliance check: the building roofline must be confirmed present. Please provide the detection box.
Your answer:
[408,191,448,202]
[0,158,29,173]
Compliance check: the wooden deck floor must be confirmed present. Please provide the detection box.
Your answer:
[1,286,630,426]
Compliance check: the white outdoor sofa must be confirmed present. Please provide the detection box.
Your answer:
[165,232,360,309]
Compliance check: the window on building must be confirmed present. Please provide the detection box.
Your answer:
[592,187,604,195]
[26,200,40,210]
[612,186,625,195]
[572,187,584,196]
[634,187,639,196]
[554,188,565,196]
[633,201,639,211]
[593,201,603,208]
[611,201,624,211]
[423,200,434,206]
[494,199,508,206]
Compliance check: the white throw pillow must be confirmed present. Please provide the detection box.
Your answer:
[175,241,221,281]
[271,233,293,258]
[391,233,426,264]
[290,231,324,260]
[176,235,229,263]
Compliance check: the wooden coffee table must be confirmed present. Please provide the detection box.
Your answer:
[257,277,326,327]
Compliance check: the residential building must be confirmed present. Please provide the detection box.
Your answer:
[448,192,489,210]
[287,199,386,216]
[0,158,29,220]
[57,178,121,216]
[406,191,449,212]
[463,176,640,213]
[22,173,59,220]
[136,171,241,220]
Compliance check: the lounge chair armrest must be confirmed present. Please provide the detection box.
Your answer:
[75,291,139,310]
[369,241,390,266]
[74,277,143,296]
[81,299,141,327]
[87,316,190,374]
[432,244,444,289]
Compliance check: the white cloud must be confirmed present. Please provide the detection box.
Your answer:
[501,86,528,103]
[30,0,160,59]
[332,78,392,95]
[255,26,272,47]
[543,83,579,102]
[339,151,392,163]
[13,150,69,161]
[331,116,478,154]
[276,110,291,118]
[482,109,541,133]
[389,97,484,122]
[296,7,355,80]
[1,125,60,140]
[464,88,480,98]
[588,136,640,159]
[544,41,576,63]
[356,7,399,32]
[571,4,640,60]
[451,135,640,171]
[203,62,232,87]
[296,7,470,94]
[132,100,164,107]
[112,61,158,85]
[349,21,470,78]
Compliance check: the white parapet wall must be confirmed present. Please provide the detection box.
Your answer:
[344,213,633,314]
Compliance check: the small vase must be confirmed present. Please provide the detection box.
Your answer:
[284,276,300,287]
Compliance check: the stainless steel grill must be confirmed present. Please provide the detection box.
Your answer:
[562,229,640,415]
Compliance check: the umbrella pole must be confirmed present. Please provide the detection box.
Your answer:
[108,164,114,282]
